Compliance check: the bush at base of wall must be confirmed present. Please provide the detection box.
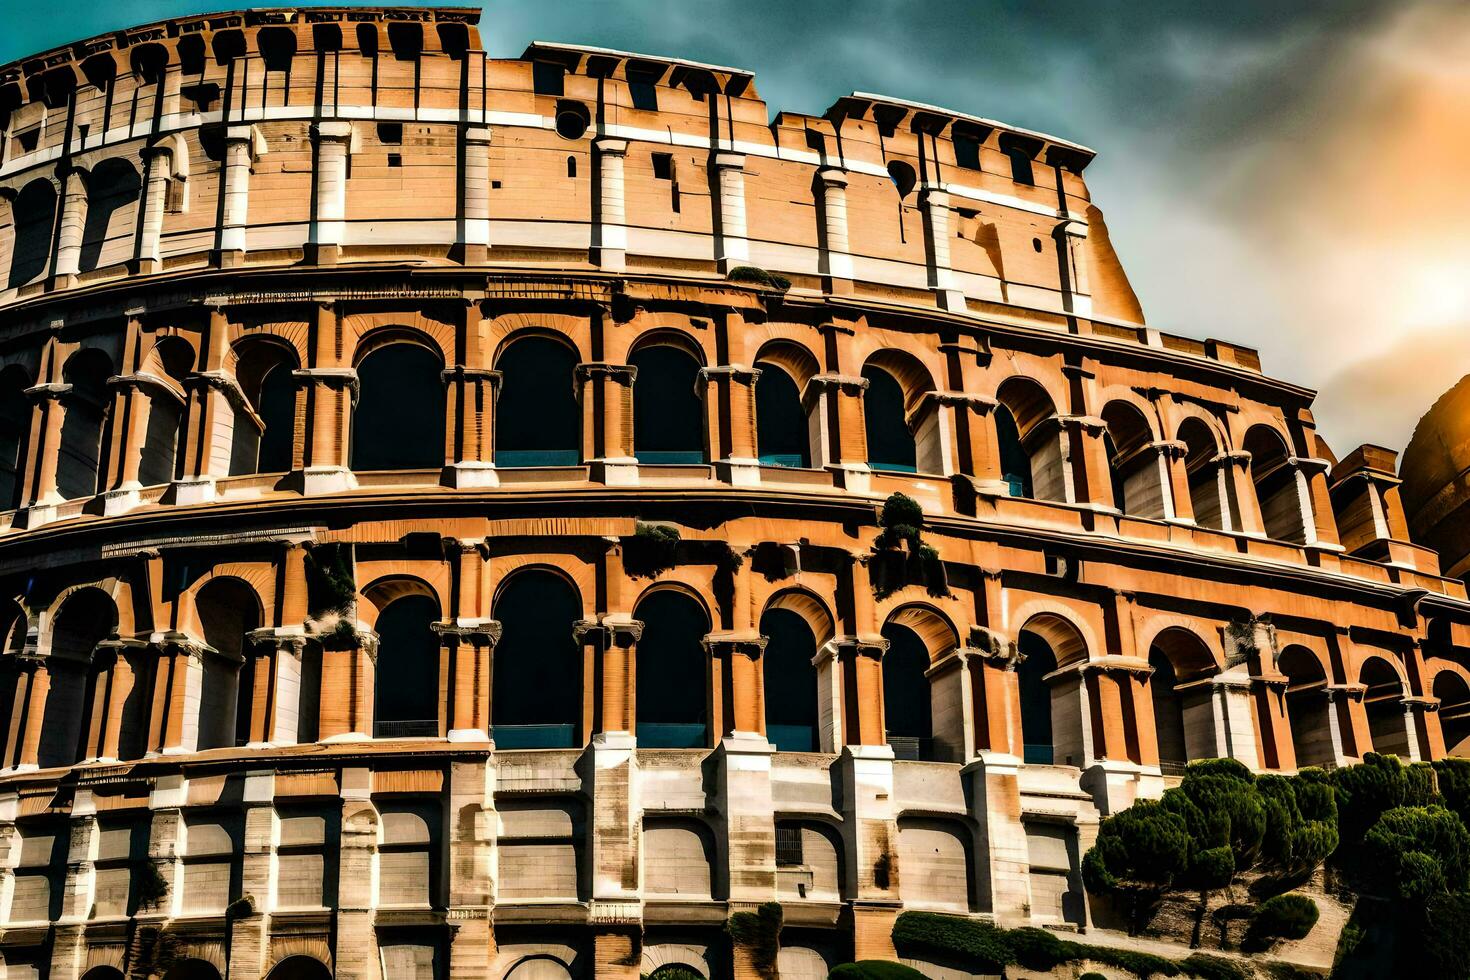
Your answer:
[827,962,927,980]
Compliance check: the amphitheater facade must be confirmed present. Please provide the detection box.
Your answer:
[0,7,1463,980]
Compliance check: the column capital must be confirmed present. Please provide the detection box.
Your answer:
[698,364,761,384]
[1289,455,1333,476]
[312,624,380,661]
[711,151,746,171]
[574,617,644,646]
[292,367,359,393]
[432,619,503,646]
[1214,449,1253,467]
[246,627,307,655]
[1149,438,1189,459]
[703,632,767,658]
[24,382,71,401]
[575,361,637,384]
[918,390,997,414]
[464,126,493,145]
[441,366,502,386]
[311,120,355,143]
[594,138,628,157]
[816,166,849,188]
[807,372,869,395]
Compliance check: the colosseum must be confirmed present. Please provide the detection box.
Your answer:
[0,6,1463,980]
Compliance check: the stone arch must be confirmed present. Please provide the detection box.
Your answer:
[351,337,446,472]
[1434,667,1470,757]
[641,947,712,979]
[135,335,193,487]
[1279,644,1334,768]
[39,587,119,768]
[1016,610,1091,767]
[57,347,115,500]
[263,956,331,980]
[1147,627,1219,768]
[643,816,717,898]
[504,957,574,980]
[487,552,596,609]
[493,331,580,467]
[861,348,938,474]
[1102,399,1164,518]
[1176,414,1231,530]
[630,332,706,465]
[80,968,125,980]
[1244,423,1306,543]
[995,375,1062,501]
[371,588,442,739]
[230,335,300,476]
[633,586,712,748]
[161,960,223,980]
[774,818,844,901]
[763,588,835,648]
[760,601,820,753]
[78,157,141,273]
[491,567,582,748]
[347,317,452,367]
[9,177,57,288]
[194,577,263,751]
[880,605,958,762]
[754,340,819,469]
[1360,654,1412,758]
[0,363,33,509]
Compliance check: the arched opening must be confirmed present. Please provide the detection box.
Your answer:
[10,179,57,288]
[761,607,818,752]
[631,341,704,464]
[1435,671,1470,758]
[634,590,710,747]
[880,620,933,760]
[1179,417,1227,530]
[137,338,192,488]
[161,960,223,980]
[79,159,142,273]
[351,341,445,471]
[1017,614,1089,766]
[264,957,332,980]
[81,968,126,980]
[491,570,582,748]
[0,366,33,509]
[754,363,810,468]
[897,817,972,911]
[1361,657,1411,758]
[494,335,580,466]
[372,593,441,738]
[862,365,915,473]
[231,340,299,475]
[1279,646,1334,768]
[775,819,843,900]
[1244,425,1306,544]
[39,589,118,769]
[1147,628,1218,770]
[195,578,261,751]
[505,958,573,980]
[1102,401,1164,518]
[996,377,1061,501]
[56,349,114,501]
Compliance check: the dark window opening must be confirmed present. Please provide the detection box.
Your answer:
[1006,147,1035,186]
[555,101,590,140]
[56,350,113,501]
[436,23,469,60]
[635,591,710,748]
[0,367,32,509]
[312,24,343,53]
[351,342,446,471]
[953,135,981,170]
[373,595,440,737]
[886,160,916,198]
[129,44,169,86]
[377,122,403,145]
[9,179,55,287]
[862,365,916,473]
[16,128,40,153]
[355,24,379,58]
[491,571,581,748]
[652,152,674,180]
[181,82,220,113]
[212,29,247,65]
[628,76,659,111]
[995,405,1032,498]
[177,35,206,75]
[258,27,297,72]
[387,153,402,168]
[1017,631,1057,764]
[631,344,704,464]
[762,608,818,752]
[387,23,423,61]
[755,364,809,468]
[495,336,580,467]
[881,622,933,760]
[775,825,804,867]
[533,61,565,96]
[567,155,577,178]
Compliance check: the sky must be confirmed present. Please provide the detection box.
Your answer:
[1,0,1467,457]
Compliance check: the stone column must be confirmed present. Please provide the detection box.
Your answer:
[1151,439,1192,522]
[432,621,501,742]
[1078,660,1158,815]
[1054,218,1092,317]
[98,375,156,515]
[217,125,261,265]
[309,121,354,265]
[243,629,307,747]
[702,364,761,486]
[1250,674,1295,771]
[816,167,853,287]
[50,810,98,980]
[443,367,501,488]
[295,367,357,495]
[712,151,749,271]
[19,380,70,519]
[577,362,638,486]
[840,742,900,961]
[927,650,977,763]
[336,774,382,980]
[578,618,642,736]
[919,184,965,311]
[317,628,377,741]
[52,168,87,282]
[1055,414,1116,509]
[460,126,493,264]
[1292,455,1341,550]
[447,758,495,980]
[594,138,628,272]
[708,635,767,740]
[3,657,48,770]
[1408,696,1444,761]
[837,636,889,749]
[134,144,174,274]
[176,370,258,504]
[82,639,144,762]
[807,373,870,493]
[228,771,275,980]
[1220,450,1266,536]
[145,635,205,756]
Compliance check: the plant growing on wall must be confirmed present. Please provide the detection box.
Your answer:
[623,522,681,579]
[129,926,182,980]
[871,492,949,600]
[726,902,783,980]
[134,860,169,912]
[305,542,357,617]
[727,265,792,291]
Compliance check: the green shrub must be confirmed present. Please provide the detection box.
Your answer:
[1247,893,1319,947]
[1331,753,1441,865]
[891,912,1011,973]
[1006,927,1071,970]
[304,542,356,615]
[1170,760,1266,885]
[727,902,782,980]
[1179,953,1249,980]
[727,266,791,290]
[1434,758,1470,829]
[1073,944,1181,977]
[1080,974,1108,980]
[647,969,704,980]
[826,963,927,980]
[1361,804,1470,900]
[624,522,681,579]
[1083,798,1190,932]
[1417,892,1470,978]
